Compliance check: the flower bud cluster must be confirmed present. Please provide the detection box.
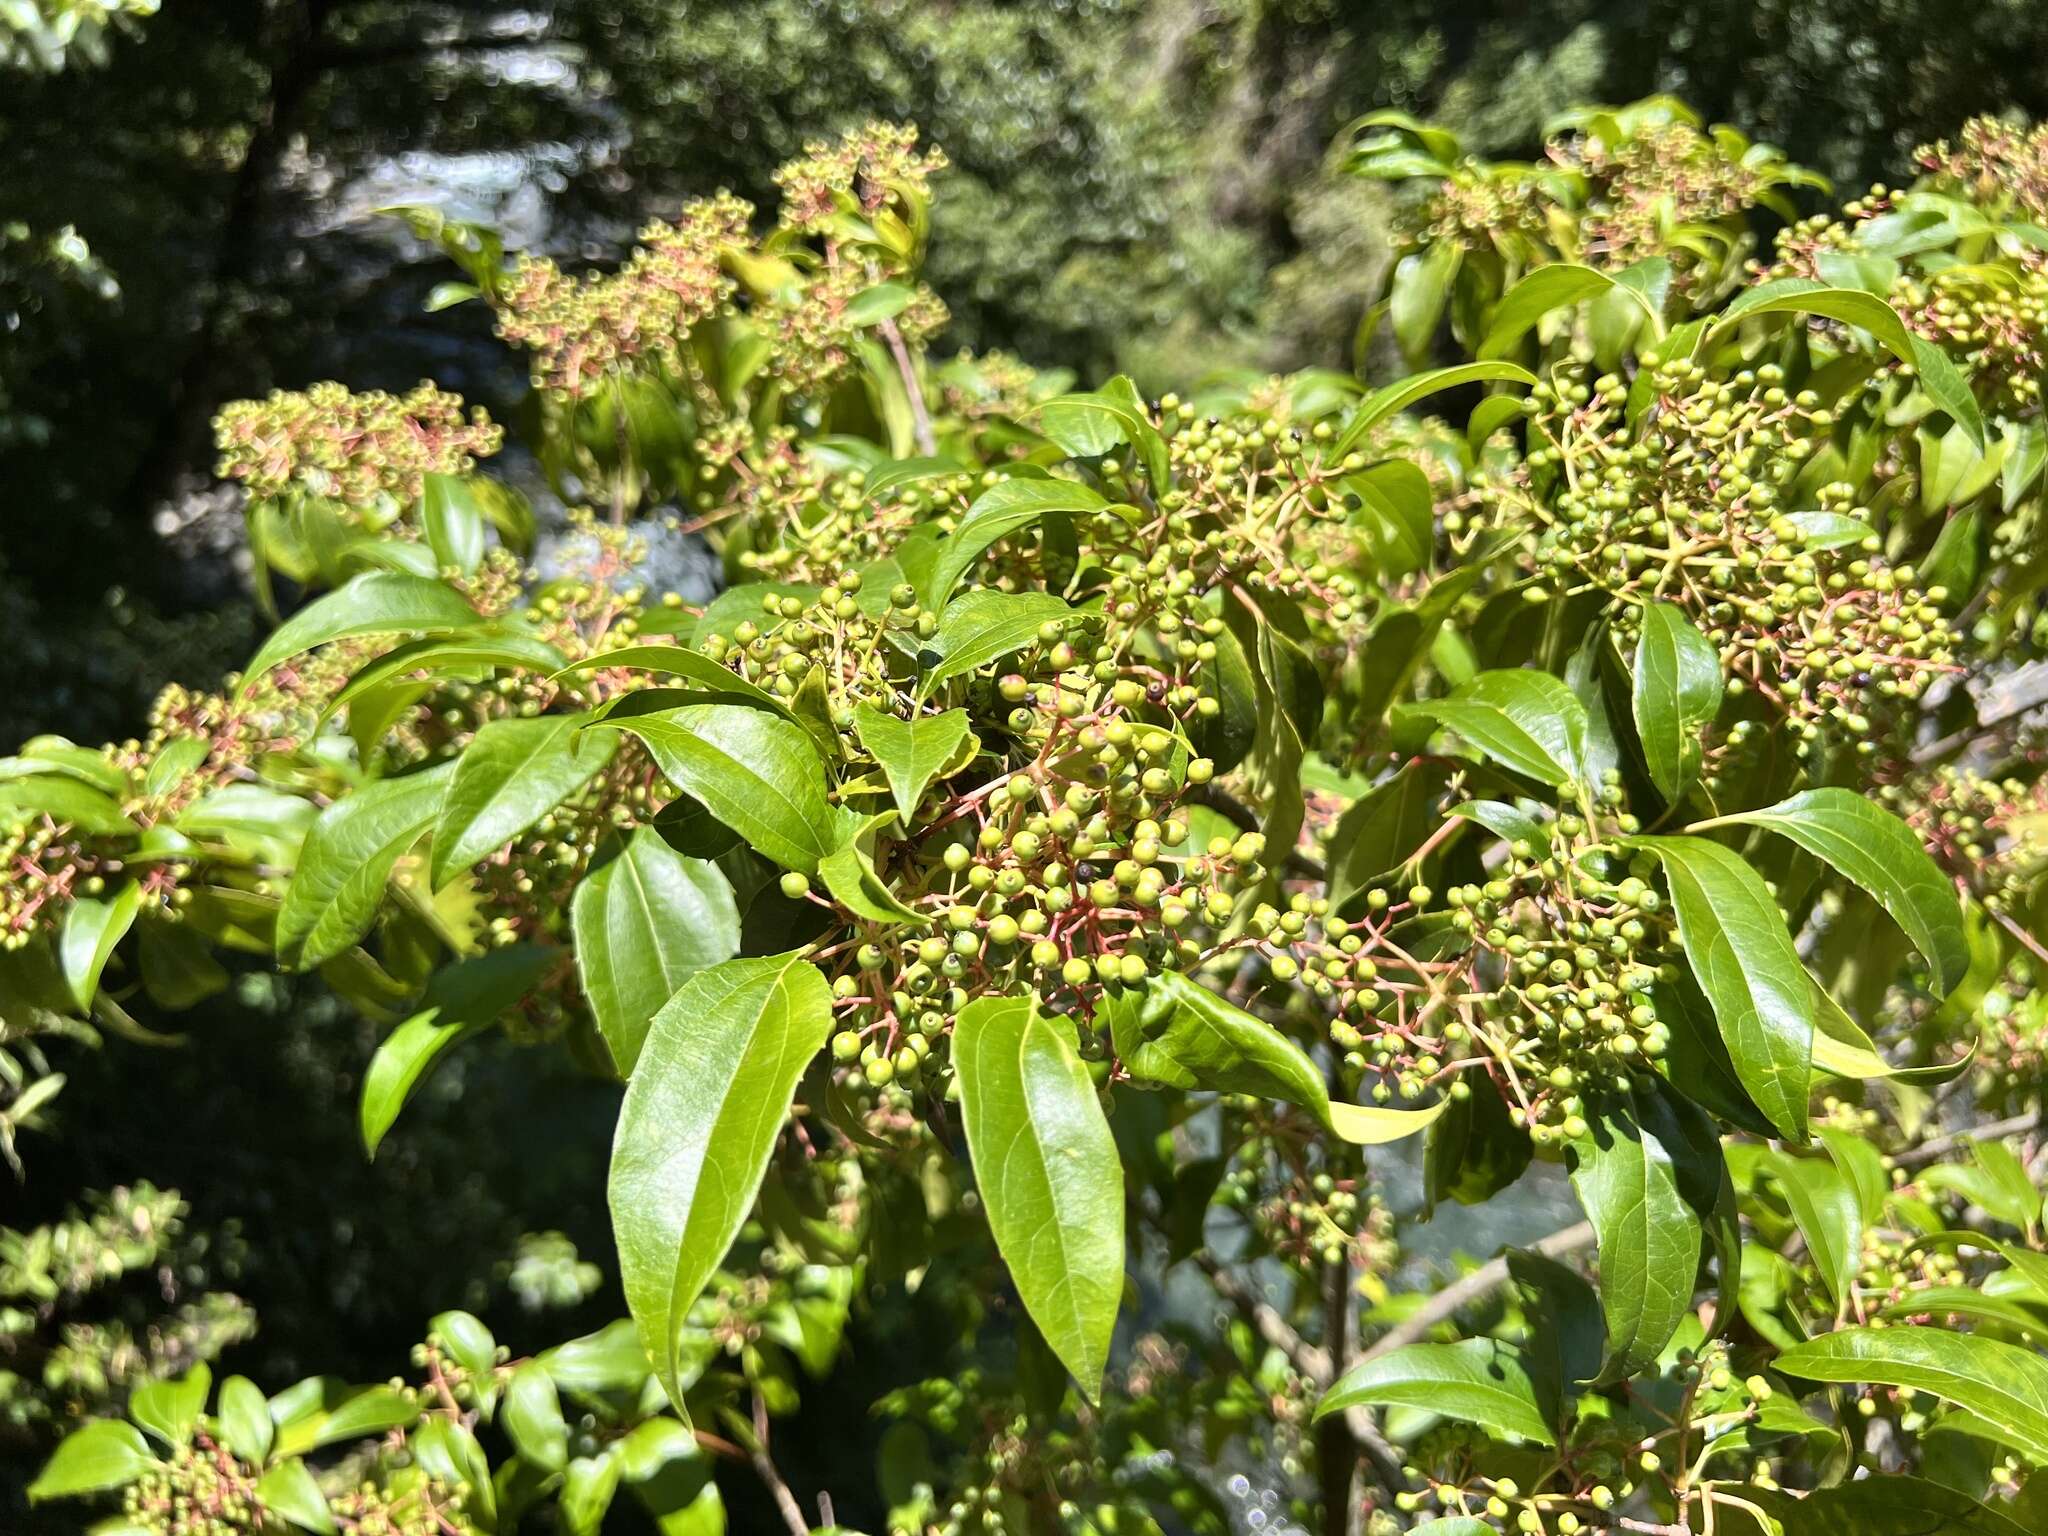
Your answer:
[213,382,500,507]
[772,120,948,233]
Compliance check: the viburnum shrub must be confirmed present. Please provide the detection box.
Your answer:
[10,107,2048,1534]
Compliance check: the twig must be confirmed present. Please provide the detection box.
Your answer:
[1360,1221,1597,1363]
[750,1394,811,1536]
[1894,1108,2043,1169]
[879,318,936,455]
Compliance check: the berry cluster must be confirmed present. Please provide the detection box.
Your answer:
[121,1436,265,1536]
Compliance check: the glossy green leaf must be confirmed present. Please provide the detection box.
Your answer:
[1568,1091,1715,1381]
[610,953,833,1409]
[59,881,140,1012]
[1506,1247,1604,1430]
[503,1362,569,1472]
[919,590,1070,695]
[238,572,482,691]
[930,478,1107,605]
[852,703,977,825]
[1774,1153,1861,1307]
[431,713,616,888]
[28,1419,157,1502]
[1634,835,1812,1140]
[561,1453,621,1536]
[572,828,741,1074]
[1479,264,1656,359]
[0,773,138,837]
[420,472,485,573]
[138,917,229,1010]
[1316,1338,1555,1445]
[1705,788,1968,995]
[1390,240,1460,361]
[324,631,566,722]
[217,1375,273,1465]
[277,763,454,969]
[130,1362,210,1447]
[359,944,554,1155]
[590,704,845,873]
[1331,361,1537,457]
[552,644,788,715]
[1106,970,1448,1144]
[255,1459,335,1534]
[953,994,1124,1397]
[1775,1327,2048,1463]
[818,812,925,926]
[1399,669,1587,788]
[1632,602,1722,801]
[1732,1477,2030,1536]
[1037,375,1171,488]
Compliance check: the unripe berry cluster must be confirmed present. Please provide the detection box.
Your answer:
[121,1436,264,1536]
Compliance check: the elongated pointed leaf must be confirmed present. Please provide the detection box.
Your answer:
[552,644,789,715]
[239,572,482,690]
[1775,1327,2048,1463]
[1632,603,1722,801]
[1331,361,1537,457]
[1734,1477,2031,1536]
[1634,835,1812,1140]
[1399,670,1587,788]
[953,994,1124,1397]
[1479,264,1655,360]
[130,1363,210,1447]
[324,631,566,722]
[1773,1153,1861,1307]
[590,704,845,873]
[256,1459,335,1534]
[217,1375,273,1465]
[1316,1338,1554,1445]
[59,881,140,1011]
[431,713,616,888]
[1708,788,1968,994]
[817,813,925,926]
[572,828,741,1074]
[421,472,486,573]
[930,479,1107,605]
[28,1419,156,1501]
[852,703,977,825]
[1568,1090,1717,1381]
[610,953,833,1409]
[277,763,455,969]
[919,591,1071,695]
[360,946,556,1154]
[0,774,138,837]
[1106,970,1447,1143]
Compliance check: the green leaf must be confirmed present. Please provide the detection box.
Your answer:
[1425,1085,1532,1212]
[1568,1091,1717,1382]
[1774,1327,2048,1463]
[0,773,139,837]
[431,714,616,888]
[238,572,483,691]
[852,704,977,825]
[572,828,741,1075]
[1732,1477,2031,1536]
[1479,264,1656,359]
[324,631,566,723]
[255,1459,334,1534]
[610,953,833,1410]
[1389,240,1461,362]
[217,1375,273,1465]
[1325,762,1440,916]
[930,479,1107,606]
[1817,1125,1890,1225]
[591,704,846,874]
[60,881,141,1012]
[919,591,1070,696]
[551,644,789,715]
[953,994,1124,1398]
[277,763,455,969]
[561,1453,622,1536]
[1704,788,1969,995]
[844,280,913,325]
[1634,835,1813,1140]
[1316,1338,1555,1446]
[1399,669,1587,788]
[1036,376,1171,489]
[28,1420,156,1502]
[1701,279,1984,448]
[359,944,555,1155]
[1331,361,1537,458]
[502,1362,569,1472]
[420,473,486,573]
[1106,971,1448,1144]
[1631,603,1722,801]
[130,1363,210,1447]
[1782,510,1878,550]
[138,917,229,1010]
[818,812,925,926]
[1774,1153,1861,1307]
[1506,1247,1604,1430]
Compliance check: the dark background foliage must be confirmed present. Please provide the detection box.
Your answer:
[8,0,2048,1522]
